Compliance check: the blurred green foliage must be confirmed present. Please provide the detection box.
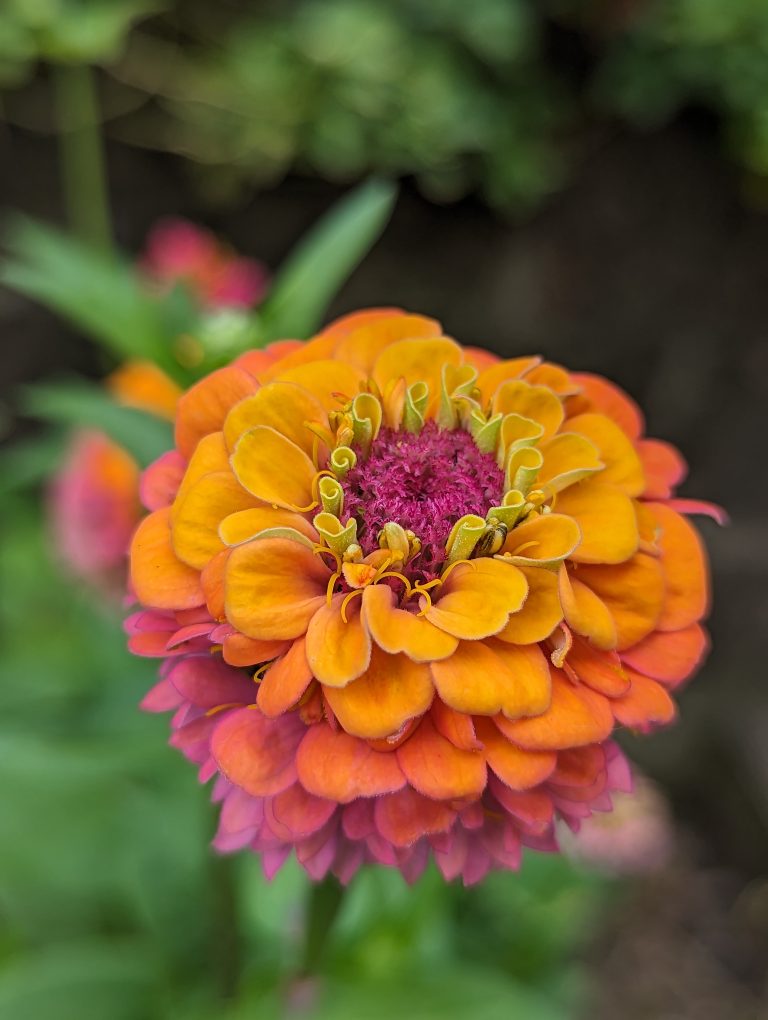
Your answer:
[0,494,612,1017]
[593,0,768,180]
[5,0,768,211]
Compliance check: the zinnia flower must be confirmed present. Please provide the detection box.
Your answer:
[128,309,717,885]
[51,362,180,588]
[142,218,269,310]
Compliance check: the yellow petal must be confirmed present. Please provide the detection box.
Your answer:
[172,470,256,569]
[499,513,581,567]
[269,359,364,408]
[171,431,229,520]
[219,507,317,547]
[362,584,458,661]
[323,646,434,740]
[231,426,316,511]
[305,594,372,687]
[558,565,617,650]
[536,432,603,494]
[491,381,564,439]
[567,412,645,496]
[372,337,463,410]
[225,537,328,640]
[475,358,542,404]
[223,381,328,457]
[496,566,563,644]
[431,639,551,718]
[575,553,665,650]
[554,479,639,564]
[335,313,442,374]
[425,559,528,640]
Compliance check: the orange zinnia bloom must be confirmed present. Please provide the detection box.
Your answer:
[128,310,717,884]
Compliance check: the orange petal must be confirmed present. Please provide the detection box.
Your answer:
[107,359,181,420]
[223,381,328,456]
[554,480,639,564]
[637,438,687,499]
[567,412,645,496]
[568,373,644,440]
[234,340,303,376]
[496,566,563,645]
[622,623,708,687]
[492,380,564,439]
[257,637,313,717]
[231,426,316,511]
[175,366,258,459]
[201,549,228,620]
[475,358,542,404]
[473,717,556,790]
[425,559,528,639]
[612,669,677,730]
[322,646,433,740]
[172,470,256,569]
[305,594,372,687]
[362,584,458,661]
[650,502,709,631]
[295,724,406,803]
[564,636,631,697]
[396,716,486,800]
[335,313,442,374]
[223,634,288,668]
[495,669,614,750]
[549,744,605,788]
[319,307,404,339]
[558,566,617,650]
[574,553,665,651]
[431,699,482,751]
[130,507,204,609]
[372,337,463,405]
[225,537,328,639]
[211,707,302,796]
[374,786,455,847]
[431,640,551,719]
[256,335,339,381]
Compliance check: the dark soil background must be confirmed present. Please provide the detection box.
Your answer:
[2,116,767,1016]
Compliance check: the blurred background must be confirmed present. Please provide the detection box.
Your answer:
[1,1,767,1017]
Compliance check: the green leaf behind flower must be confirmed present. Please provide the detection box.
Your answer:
[21,379,173,466]
[259,178,397,341]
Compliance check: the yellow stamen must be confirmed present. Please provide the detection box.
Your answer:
[313,544,342,571]
[252,662,272,683]
[326,571,341,604]
[375,570,414,596]
[205,701,245,717]
[340,587,364,622]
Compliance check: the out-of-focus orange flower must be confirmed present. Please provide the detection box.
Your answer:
[127,309,717,884]
[51,362,181,589]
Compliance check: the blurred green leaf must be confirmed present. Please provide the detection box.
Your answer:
[1,217,194,383]
[0,940,152,1020]
[0,432,67,494]
[21,379,172,466]
[259,179,397,340]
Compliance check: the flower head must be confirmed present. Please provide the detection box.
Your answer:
[128,309,716,885]
[51,362,180,588]
[142,218,269,310]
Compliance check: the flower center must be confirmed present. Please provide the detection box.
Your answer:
[342,422,505,578]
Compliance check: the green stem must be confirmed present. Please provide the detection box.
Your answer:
[300,876,345,975]
[53,62,112,252]
[209,842,242,1001]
